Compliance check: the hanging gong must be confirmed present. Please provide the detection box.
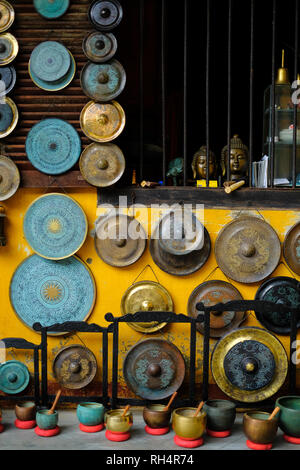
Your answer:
[0,32,18,65]
[83,31,117,63]
[0,65,16,96]
[23,193,88,260]
[33,0,70,19]
[283,222,300,275]
[123,338,185,400]
[0,1,14,32]
[80,100,125,143]
[81,60,126,102]
[52,345,97,390]
[187,280,246,338]
[255,277,300,335]
[88,0,123,31]
[0,155,20,201]
[120,281,173,333]
[9,255,96,335]
[30,41,71,83]
[215,216,281,284]
[211,327,288,403]
[0,361,30,395]
[79,142,125,187]
[0,97,18,138]
[95,213,146,267]
[150,210,211,276]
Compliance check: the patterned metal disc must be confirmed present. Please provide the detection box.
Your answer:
[29,50,76,92]
[123,339,185,400]
[0,361,30,394]
[0,97,18,138]
[26,118,81,175]
[83,31,117,63]
[0,65,16,96]
[0,32,18,65]
[0,155,20,201]
[30,41,71,82]
[88,0,123,31]
[95,213,146,267]
[52,345,97,390]
[255,277,300,335]
[215,216,281,284]
[81,60,126,102]
[211,327,288,402]
[80,142,125,187]
[120,281,173,333]
[187,280,246,338]
[33,0,70,19]
[10,255,96,335]
[283,222,300,275]
[23,194,88,260]
[80,100,125,143]
[0,1,14,33]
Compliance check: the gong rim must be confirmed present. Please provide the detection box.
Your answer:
[88,0,123,31]
[33,0,70,19]
[80,100,126,143]
[283,222,300,275]
[82,31,117,63]
[215,216,281,284]
[0,64,16,96]
[80,60,126,102]
[123,338,185,400]
[28,50,76,92]
[0,96,18,138]
[211,327,288,403]
[0,155,20,201]
[0,32,18,65]
[120,280,173,333]
[0,1,14,32]
[0,360,30,394]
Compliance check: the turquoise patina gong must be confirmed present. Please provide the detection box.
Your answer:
[26,118,81,175]
[23,194,88,260]
[81,60,126,102]
[33,0,70,19]
[29,51,76,92]
[0,360,30,394]
[10,255,96,334]
[30,41,71,83]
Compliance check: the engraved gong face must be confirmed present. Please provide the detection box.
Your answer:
[0,1,15,32]
[0,361,30,395]
[33,0,70,19]
[283,222,300,276]
[88,0,123,31]
[83,31,117,63]
[81,60,126,102]
[80,100,125,143]
[53,345,97,390]
[0,155,20,201]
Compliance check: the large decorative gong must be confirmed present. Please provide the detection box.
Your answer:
[10,255,96,335]
[187,280,246,338]
[283,222,300,275]
[33,0,70,19]
[123,339,185,400]
[255,277,300,335]
[80,100,125,143]
[83,31,117,63]
[26,119,81,175]
[88,0,123,31]
[215,216,281,284]
[211,327,288,402]
[52,345,97,390]
[80,142,125,187]
[81,60,126,102]
[95,213,146,267]
[120,281,173,333]
[23,194,88,260]
[0,361,30,394]
[0,155,20,201]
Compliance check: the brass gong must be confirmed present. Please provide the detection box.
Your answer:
[0,155,20,201]
[80,142,125,187]
[120,280,173,333]
[52,344,97,390]
[123,338,185,400]
[0,32,18,65]
[215,216,281,284]
[211,327,288,403]
[80,100,125,143]
[187,280,246,338]
[0,1,14,32]
[283,222,300,275]
[95,213,146,267]
[0,97,18,138]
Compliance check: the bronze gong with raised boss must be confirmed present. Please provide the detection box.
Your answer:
[283,221,300,276]
[52,345,97,390]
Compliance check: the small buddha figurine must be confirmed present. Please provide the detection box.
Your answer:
[191,146,217,181]
[221,134,249,183]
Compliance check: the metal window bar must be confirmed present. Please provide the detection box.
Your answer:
[226,0,232,182]
[249,0,255,188]
[292,0,299,188]
[183,0,188,186]
[139,0,144,182]
[270,0,277,188]
[206,0,211,189]
[162,0,167,186]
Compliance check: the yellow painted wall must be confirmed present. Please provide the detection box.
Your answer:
[0,188,299,396]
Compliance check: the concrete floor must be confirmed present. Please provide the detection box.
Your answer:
[0,409,298,450]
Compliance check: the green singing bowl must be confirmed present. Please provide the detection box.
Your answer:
[243,412,278,444]
[36,409,58,430]
[76,402,105,426]
[203,399,236,432]
[104,410,133,433]
[276,396,300,437]
[15,401,36,422]
[172,408,207,440]
[143,404,172,429]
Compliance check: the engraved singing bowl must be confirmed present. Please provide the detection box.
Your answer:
[15,401,36,422]
[172,408,207,440]
[243,411,278,444]
[143,404,172,429]
[276,396,300,437]
[203,399,236,432]
[104,409,133,433]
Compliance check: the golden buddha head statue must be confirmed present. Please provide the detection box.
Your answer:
[192,145,217,180]
[221,134,249,181]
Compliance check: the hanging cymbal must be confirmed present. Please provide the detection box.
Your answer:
[83,31,117,63]
[215,216,281,284]
[0,155,20,201]
[120,280,173,333]
[52,344,97,390]
[123,338,185,400]
[283,222,300,275]
[0,97,18,138]
[211,327,288,403]
[88,0,123,31]
[95,213,146,267]
[0,1,14,33]
[0,32,18,65]
[80,100,125,143]
[81,60,126,101]
[79,142,125,187]
[187,280,246,338]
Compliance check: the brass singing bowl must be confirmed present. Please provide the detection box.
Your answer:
[172,408,207,440]
[15,401,36,422]
[243,411,278,444]
[104,410,133,433]
[143,404,172,429]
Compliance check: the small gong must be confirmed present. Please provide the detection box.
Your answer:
[0,1,14,33]
[0,155,20,201]
[80,100,125,143]
[81,60,126,102]
[283,222,300,275]
[0,65,16,96]
[52,345,97,390]
[0,97,18,138]
[0,361,30,395]
[88,0,123,31]
[82,31,117,63]
[33,0,70,19]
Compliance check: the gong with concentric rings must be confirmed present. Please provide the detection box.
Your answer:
[81,60,126,102]
[0,1,14,32]
[33,0,70,19]
[83,31,117,63]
